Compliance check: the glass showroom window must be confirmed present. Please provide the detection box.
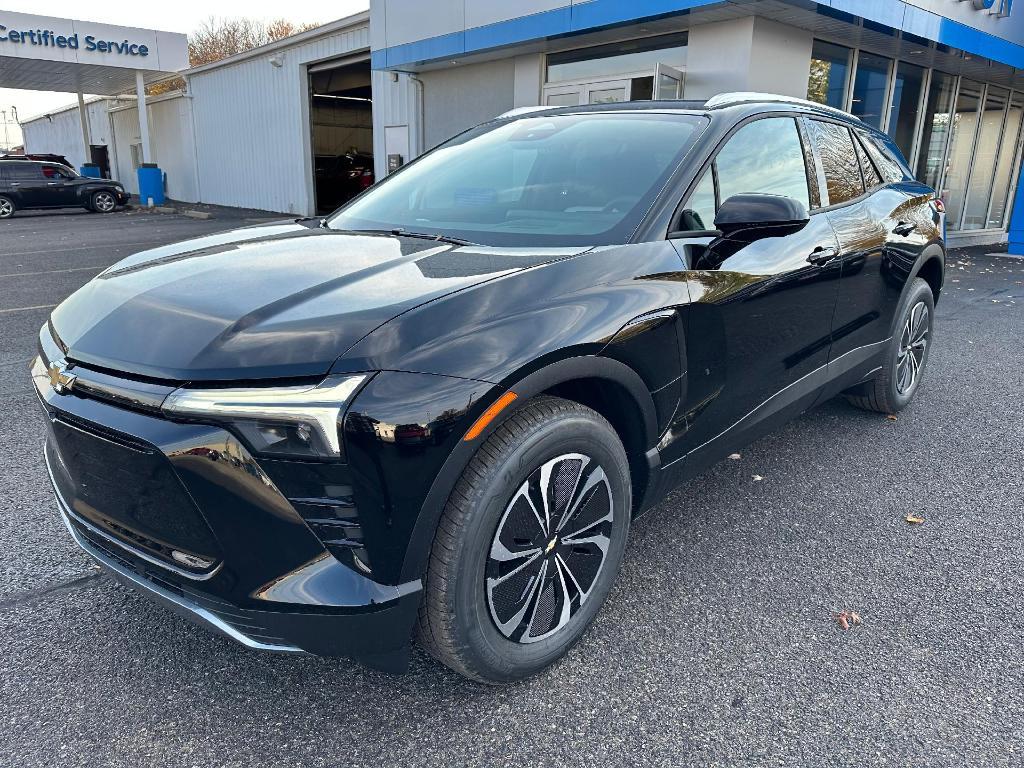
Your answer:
[887,62,927,161]
[987,92,1024,229]
[808,40,852,109]
[916,71,958,192]
[850,52,892,129]
[545,33,687,82]
[962,85,1010,230]
[943,78,984,231]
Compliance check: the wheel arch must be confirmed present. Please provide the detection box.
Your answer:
[399,355,658,583]
[910,242,946,304]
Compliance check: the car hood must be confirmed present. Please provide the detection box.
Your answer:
[51,223,586,381]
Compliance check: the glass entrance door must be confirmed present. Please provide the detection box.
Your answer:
[542,64,686,106]
[655,63,685,99]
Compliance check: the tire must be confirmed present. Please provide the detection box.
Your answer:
[90,190,117,213]
[846,277,935,414]
[417,396,631,684]
[0,195,14,219]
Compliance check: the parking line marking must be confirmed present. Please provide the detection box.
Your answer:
[4,239,177,258]
[0,303,57,314]
[0,265,107,278]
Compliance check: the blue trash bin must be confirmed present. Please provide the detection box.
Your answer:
[79,164,101,178]
[136,164,165,206]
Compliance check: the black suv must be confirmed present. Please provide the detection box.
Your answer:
[33,94,943,682]
[0,160,128,218]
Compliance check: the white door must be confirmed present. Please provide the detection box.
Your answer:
[654,63,685,100]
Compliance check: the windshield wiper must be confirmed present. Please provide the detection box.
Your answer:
[336,228,475,246]
[390,229,479,246]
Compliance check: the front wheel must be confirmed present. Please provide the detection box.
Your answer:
[0,195,14,218]
[90,190,117,213]
[417,396,631,683]
[846,277,935,414]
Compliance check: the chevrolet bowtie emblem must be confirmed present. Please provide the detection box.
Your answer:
[47,362,76,395]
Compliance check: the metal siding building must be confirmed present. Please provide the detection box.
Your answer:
[18,12,379,217]
[21,97,132,169]
[186,16,372,215]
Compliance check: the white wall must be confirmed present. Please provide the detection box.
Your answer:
[187,23,371,215]
[420,58,516,149]
[684,17,813,100]
[109,94,199,203]
[21,98,131,171]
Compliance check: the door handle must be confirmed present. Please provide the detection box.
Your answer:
[46,181,59,186]
[893,221,917,237]
[807,245,839,266]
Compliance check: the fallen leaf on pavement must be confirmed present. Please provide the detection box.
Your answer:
[836,610,862,630]
[906,514,925,524]
[752,474,763,481]
[886,414,898,421]
[728,453,741,460]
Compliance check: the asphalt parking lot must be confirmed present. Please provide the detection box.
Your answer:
[2,208,1023,767]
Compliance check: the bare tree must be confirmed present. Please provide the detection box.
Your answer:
[148,17,320,94]
[188,17,321,67]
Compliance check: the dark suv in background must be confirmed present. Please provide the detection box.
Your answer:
[33,94,943,683]
[0,160,128,218]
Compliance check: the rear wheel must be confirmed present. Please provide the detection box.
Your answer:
[846,277,934,414]
[417,396,631,683]
[0,195,14,218]
[90,190,117,213]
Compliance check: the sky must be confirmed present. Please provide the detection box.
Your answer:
[0,1,369,148]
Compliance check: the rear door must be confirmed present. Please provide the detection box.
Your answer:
[7,162,50,207]
[664,115,843,471]
[806,119,917,373]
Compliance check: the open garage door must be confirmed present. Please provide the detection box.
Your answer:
[308,58,373,215]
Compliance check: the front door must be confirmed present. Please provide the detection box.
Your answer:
[43,165,79,207]
[662,115,843,473]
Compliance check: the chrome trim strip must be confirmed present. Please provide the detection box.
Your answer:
[44,445,222,582]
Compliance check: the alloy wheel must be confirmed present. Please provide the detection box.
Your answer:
[0,198,12,218]
[94,192,116,212]
[485,453,614,644]
[896,300,929,395]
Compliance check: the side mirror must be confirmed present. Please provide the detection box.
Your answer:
[714,193,809,240]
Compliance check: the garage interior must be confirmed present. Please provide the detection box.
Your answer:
[309,58,374,214]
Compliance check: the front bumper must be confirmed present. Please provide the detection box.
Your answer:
[33,343,422,672]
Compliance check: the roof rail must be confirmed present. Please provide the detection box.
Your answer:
[496,105,557,119]
[703,92,860,121]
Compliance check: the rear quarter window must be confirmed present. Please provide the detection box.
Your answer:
[857,130,909,184]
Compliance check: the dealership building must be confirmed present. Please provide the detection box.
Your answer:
[17,1,1024,250]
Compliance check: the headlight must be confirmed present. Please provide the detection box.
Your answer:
[162,374,366,459]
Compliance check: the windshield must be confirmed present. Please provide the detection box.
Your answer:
[328,112,707,247]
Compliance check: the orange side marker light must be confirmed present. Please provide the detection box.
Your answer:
[463,391,518,441]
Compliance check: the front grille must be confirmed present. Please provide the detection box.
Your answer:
[46,416,221,572]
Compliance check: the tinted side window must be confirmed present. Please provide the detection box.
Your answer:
[7,163,43,180]
[808,120,864,205]
[854,136,883,188]
[715,117,810,209]
[679,171,717,231]
[857,130,906,184]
